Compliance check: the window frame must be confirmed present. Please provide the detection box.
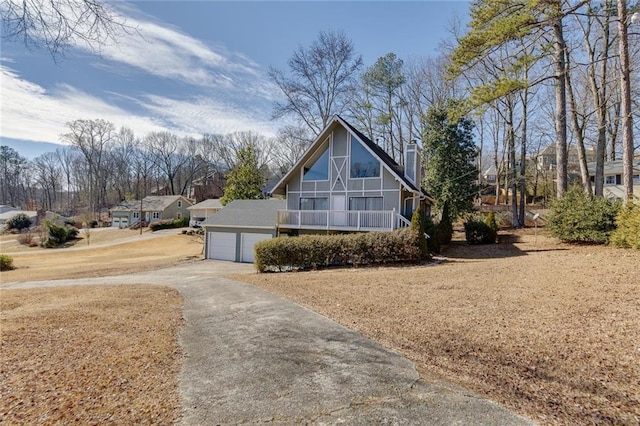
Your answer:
[349,136,380,179]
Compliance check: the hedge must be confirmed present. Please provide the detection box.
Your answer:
[254,229,422,272]
[149,217,190,231]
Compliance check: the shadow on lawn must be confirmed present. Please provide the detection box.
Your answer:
[441,232,568,260]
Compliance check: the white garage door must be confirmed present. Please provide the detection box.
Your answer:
[207,232,237,261]
[112,218,120,228]
[240,233,272,263]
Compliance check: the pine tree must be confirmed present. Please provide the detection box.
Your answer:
[220,147,265,206]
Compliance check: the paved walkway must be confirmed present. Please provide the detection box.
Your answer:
[3,261,535,425]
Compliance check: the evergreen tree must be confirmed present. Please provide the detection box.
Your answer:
[422,102,479,224]
[220,147,265,206]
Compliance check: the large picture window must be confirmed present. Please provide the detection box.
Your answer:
[300,198,328,210]
[303,145,329,181]
[350,136,380,178]
[348,197,383,211]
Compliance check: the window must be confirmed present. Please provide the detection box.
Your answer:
[133,212,139,219]
[177,200,182,208]
[350,136,380,178]
[634,174,640,184]
[605,175,622,185]
[177,212,182,219]
[349,197,383,211]
[152,212,160,219]
[303,145,329,181]
[300,198,328,210]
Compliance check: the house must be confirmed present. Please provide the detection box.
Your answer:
[482,164,498,185]
[537,144,596,171]
[110,195,193,228]
[587,159,640,200]
[270,115,432,234]
[187,199,223,228]
[0,208,38,228]
[189,171,225,202]
[202,199,285,262]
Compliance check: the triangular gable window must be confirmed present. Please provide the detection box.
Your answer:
[350,136,380,178]
[303,144,329,181]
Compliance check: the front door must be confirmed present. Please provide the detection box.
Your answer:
[332,195,346,226]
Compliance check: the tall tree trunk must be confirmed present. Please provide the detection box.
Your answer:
[565,54,593,195]
[617,0,634,203]
[507,100,520,228]
[553,15,568,197]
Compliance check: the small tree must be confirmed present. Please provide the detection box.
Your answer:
[6,213,32,231]
[221,147,265,206]
[609,202,640,249]
[410,205,429,260]
[422,101,480,225]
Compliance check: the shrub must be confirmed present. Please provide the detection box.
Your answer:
[609,202,640,249]
[17,232,37,247]
[149,217,190,231]
[411,206,429,259]
[6,213,32,231]
[0,254,14,271]
[464,216,497,244]
[424,214,440,254]
[41,220,79,248]
[485,211,499,232]
[547,187,620,244]
[254,229,422,272]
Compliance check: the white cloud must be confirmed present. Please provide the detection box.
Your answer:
[0,65,171,142]
[0,64,279,144]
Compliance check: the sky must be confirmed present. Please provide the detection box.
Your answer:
[0,0,470,159]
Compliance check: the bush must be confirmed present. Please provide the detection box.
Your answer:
[149,217,190,231]
[6,213,32,231]
[254,229,422,272]
[424,214,440,254]
[609,202,640,249]
[464,216,497,244]
[41,220,79,248]
[17,232,37,247]
[0,254,14,271]
[547,187,620,244]
[485,212,499,232]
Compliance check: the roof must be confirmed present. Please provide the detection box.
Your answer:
[587,159,640,175]
[270,115,426,198]
[483,164,498,176]
[202,199,285,229]
[110,195,192,212]
[188,199,223,210]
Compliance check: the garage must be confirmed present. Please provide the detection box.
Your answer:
[207,232,237,261]
[241,233,273,263]
[202,199,285,263]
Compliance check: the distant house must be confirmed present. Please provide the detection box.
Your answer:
[587,159,640,200]
[537,145,596,171]
[189,171,225,202]
[482,164,498,185]
[270,115,432,234]
[202,199,285,263]
[187,199,223,228]
[110,195,193,228]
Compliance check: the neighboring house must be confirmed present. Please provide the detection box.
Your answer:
[482,164,498,185]
[270,115,432,234]
[110,195,193,228]
[537,144,596,171]
[189,171,226,202]
[202,199,285,263]
[188,199,223,228]
[587,159,640,200]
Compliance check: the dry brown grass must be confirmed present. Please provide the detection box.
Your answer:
[1,233,203,282]
[237,230,640,425]
[0,284,183,425]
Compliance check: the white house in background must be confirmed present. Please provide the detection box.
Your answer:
[270,115,433,235]
[187,199,223,228]
[588,159,640,200]
[202,199,285,263]
[110,195,193,228]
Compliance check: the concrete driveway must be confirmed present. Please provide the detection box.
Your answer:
[3,261,535,425]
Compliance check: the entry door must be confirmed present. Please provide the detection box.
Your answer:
[332,195,346,226]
